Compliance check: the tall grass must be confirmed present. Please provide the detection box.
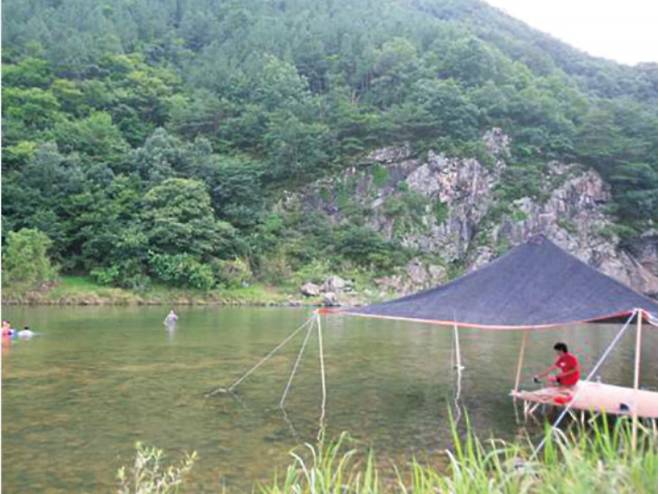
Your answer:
[117,416,657,493]
[261,416,658,494]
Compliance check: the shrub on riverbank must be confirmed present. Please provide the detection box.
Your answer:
[1,228,58,290]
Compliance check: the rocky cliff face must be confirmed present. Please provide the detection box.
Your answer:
[284,129,658,298]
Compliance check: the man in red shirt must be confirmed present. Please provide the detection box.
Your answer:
[534,342,580,388]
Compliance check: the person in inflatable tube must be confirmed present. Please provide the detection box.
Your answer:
[2,320,16,337]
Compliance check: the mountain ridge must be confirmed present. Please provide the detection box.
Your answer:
[2,0,657,297]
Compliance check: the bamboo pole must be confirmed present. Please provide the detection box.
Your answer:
[632,309,643,451]
[317,312,327,436]
[453,322,463,371]
[513,330,529,394]
[452,322,464,423]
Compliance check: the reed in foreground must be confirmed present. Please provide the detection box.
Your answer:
[261,417,658,494]
[117,442,197,494]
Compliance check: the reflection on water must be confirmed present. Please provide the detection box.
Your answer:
[2,306,657,492]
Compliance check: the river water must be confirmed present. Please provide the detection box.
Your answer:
[2,306,657,492]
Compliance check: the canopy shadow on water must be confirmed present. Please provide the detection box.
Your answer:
[342,235,658,329]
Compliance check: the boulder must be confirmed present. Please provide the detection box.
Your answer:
[300,282,321,297]
[322,292,339,306]
[322,275,349,293]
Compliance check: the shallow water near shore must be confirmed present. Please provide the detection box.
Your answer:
[2,306,657,492]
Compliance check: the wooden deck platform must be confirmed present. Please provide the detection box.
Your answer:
[511,381,658,419]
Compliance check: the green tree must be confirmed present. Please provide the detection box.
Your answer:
[52,112,129,167]
[2,57,52,88]
[148,253,215,290]
[367,37,420,108]
[2,87,61,145]
[142,178,236,259]
[609,162,658,223]
[2,228,57,287]
[264,110,331,181]
[51,78,87,115]
[131,128,189,183]
[335,225,406,270]
[407,78,480,141]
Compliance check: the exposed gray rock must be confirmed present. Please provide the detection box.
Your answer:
[626,232,658,277]
[428,264,448,283]
[283,130,657,297]
[406,259,428,287]
[374,274,406,294]
[370,150,504,260]
[475,167,658,296]
[483,127,511,158]
[322,292,339,306]
[322,275,349,293]
[300,282,321,297]
[374,260,448,295]
[366,145,413,164]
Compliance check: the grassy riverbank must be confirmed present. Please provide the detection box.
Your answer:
[120,417,658,493]
[1,275,302,306]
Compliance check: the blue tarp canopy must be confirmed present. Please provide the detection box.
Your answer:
[343,235,658,329]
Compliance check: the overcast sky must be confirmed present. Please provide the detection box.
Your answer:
[484,0,658,65]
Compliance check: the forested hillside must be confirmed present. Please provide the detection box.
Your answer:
[3,0,657,294]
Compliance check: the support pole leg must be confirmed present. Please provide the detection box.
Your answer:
[513,330,529,394]
[452,322,464,424]
[317,312,327,438]
[632,309,643,451]
[453,322,463,372]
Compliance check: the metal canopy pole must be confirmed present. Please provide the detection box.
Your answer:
[513,330,529,394]
[632,309,643,451]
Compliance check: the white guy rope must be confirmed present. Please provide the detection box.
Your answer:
[205,316,315,397]
[279,315,315,408]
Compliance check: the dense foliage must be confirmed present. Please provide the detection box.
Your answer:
[2,228,58,288]
[3,0,657,289]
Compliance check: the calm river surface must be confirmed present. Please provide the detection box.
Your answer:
[2,306,657,492]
